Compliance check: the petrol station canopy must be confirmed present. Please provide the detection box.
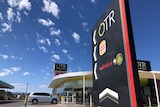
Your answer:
[0,80,14,89]
[49,70,160,89]
[48,71,92,89]
[139,70,160,79]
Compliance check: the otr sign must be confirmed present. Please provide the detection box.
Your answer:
[137,60,151,71]
[93,10,116,80]
[54,63,67,71]
[92,0,143,107]
[98,10,115,37]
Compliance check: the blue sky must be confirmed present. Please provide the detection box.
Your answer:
[0,0,160,93]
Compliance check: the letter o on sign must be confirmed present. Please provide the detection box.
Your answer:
[98,22,105,36]
[56,64,60,70]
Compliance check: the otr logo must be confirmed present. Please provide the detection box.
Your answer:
[98,10,115,36]
[93,10,115,80]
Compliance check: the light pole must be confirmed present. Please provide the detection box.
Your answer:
[24,82,28,107]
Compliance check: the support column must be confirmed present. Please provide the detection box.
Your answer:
[83,76,85,105]
[152,73,160,107]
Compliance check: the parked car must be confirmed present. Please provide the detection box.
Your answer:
[27,92,58,104]
[0,90,15,100]
[0,90,5,100]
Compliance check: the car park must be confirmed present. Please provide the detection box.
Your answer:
[27,92,58,104]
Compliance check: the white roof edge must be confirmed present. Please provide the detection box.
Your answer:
[53,71,92,80]
[52,70,160,81]
[150,71,160,73]
[49,70,160,88]
[139,70,160,73]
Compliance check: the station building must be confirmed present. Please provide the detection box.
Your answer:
[48,70,160,105]
[49,71,92,103]
[0,80,14,100]
[0,80,14,89]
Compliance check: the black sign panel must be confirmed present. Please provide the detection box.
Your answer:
[137,60,151,71]
[54,63,67,72]
[92,0,142,107]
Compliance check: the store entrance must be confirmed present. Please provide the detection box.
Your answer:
[63,87,92,104]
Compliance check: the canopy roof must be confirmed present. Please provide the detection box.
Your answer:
[49,71,92,88]
[0,80,14,89]
[139,70,160,79]
[49,70,160,89]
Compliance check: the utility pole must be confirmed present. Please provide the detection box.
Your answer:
[24,82,28,107]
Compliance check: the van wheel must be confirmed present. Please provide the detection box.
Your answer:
[52,99,57,104]
[32,99,38,104]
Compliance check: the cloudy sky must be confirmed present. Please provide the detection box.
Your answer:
[0,0,160,93]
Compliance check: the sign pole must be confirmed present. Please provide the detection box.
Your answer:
[152,73,160,107]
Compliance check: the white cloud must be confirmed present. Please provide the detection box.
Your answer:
[91,0,97,4]
[24,11,28,16]
[68,54,74,61]
[36,33,51,46]
[0,69,12,77]
[1,23,12,32]
[39,84,48,89]
[39,46,48,53]
[16,11,21,22]
[10,83,27,92]
[46,73,50,76]
[19,0,31,10]
[36,33,50,53]
[82,22,87,27]
[31,48,35,51]
[0,54,21,60]
[72,32,80,43]
[62,49,68,54]
[5,45,8,47]
[7,8,21,23]
[83,43,87,46]
[71,5,75,10]
[42,0,60,18]
[46,38,51,46]
[50,58,56,62]
[37,38,51,46]
[38,18,54,26]
[37,39,45,44]
[50,28,61,36]
[0,67,21,77]
[10,55,15,59]
[8,0,19,7]
[55,38,61,46]
[19,57,23,60]
[11,67,21,71]
[10,83,26,87]
[7,8,15,21]
[52,54,60,60]
[23,72,30,76]
[82,22,89,32]
[8,0,31,10]
[0,12,3,20]
[0,54,9,60]
[78,12,86,19]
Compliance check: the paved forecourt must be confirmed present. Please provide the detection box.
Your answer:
[0,100,90,107]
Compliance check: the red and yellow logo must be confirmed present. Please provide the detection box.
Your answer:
[99,40,106,56]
